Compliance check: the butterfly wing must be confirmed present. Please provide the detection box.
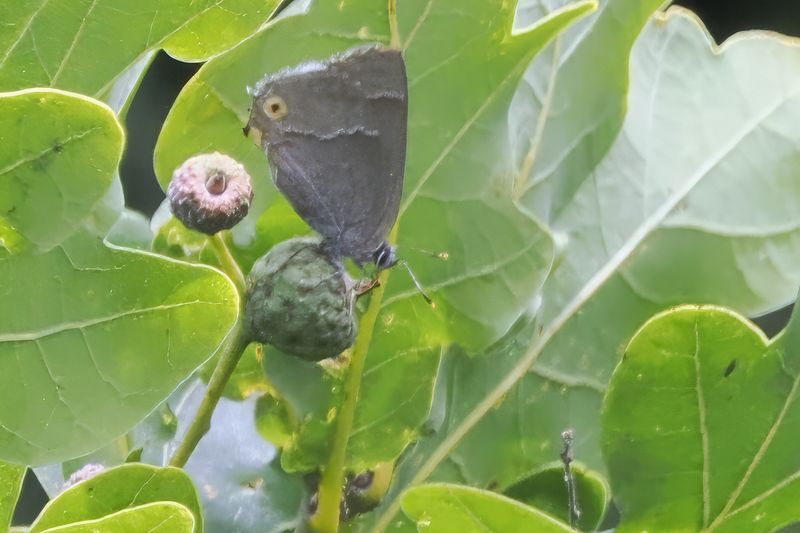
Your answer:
[248,46,407,264]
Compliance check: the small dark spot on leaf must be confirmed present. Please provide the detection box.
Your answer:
[487,480,499,491]
[724,359,737,378]
[53,142,63,153]
[244,478,263,491]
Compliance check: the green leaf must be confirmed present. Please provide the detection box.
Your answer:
[255,394,295,449]
[263,349,345,472]
[104,209,153,251]
[35,381,307,533]
[30,463,202,533]
[37,502,195,533]
[0,462,25,531]
[0,0,280,97]
[162,0,282,62]
[519,3,800,479]
[402,483,573,532]
[368,10,800,528]
[176,390,306,533]
[0,89,123,253]
[602,305,800,532]
[511,0,665,213]
[503,463,609,532]
[99,51,157,118]
[0,231,238,465]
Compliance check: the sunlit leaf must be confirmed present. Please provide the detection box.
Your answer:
[30,463,202,533]
[0,0,280,97]
[0,462,25,531]
[0,89,123,253]
[402,483,573,532]
[0,231,238,465]
[603,304,800,533]
[37,502,194,533]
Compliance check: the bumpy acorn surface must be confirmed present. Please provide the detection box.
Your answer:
[167,152,253,234]
[244,237,357,361]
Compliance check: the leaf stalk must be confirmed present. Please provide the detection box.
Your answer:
[210,232,247,295]
[169,318,250,468]
[311,266,391,532]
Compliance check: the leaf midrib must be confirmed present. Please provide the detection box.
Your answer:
[0,300,220,342]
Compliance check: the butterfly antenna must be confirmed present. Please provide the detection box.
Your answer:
[398,260,433,305]
[405,246,449,261]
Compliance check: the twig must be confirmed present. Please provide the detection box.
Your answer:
[169,320,250,468]
[210,232,247,295]
[310,266,391,533]
[388,0,400,49]
[560,429,581,528]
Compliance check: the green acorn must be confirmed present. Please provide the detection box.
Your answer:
[167,152,253,235]
[244,237,357,361]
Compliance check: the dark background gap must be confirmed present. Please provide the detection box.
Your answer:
[12,0,800,525]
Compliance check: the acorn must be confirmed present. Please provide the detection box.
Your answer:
[244,237,357,361]
[167,152,253,234]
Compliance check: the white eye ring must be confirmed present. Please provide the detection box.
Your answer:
[263,96,288,120]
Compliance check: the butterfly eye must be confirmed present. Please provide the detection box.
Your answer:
[264,96,288,120]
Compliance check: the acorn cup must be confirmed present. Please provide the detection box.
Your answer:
[167,152,253,235]
[244,237,358,361]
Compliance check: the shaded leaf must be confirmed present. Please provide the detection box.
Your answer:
[83,178,125,241]
[0,231,238,465]
[35,381,306,533]
[30,463,202,533]
[365,9,800,529]
[511,0,665,217]
[402,483,573,532]
[104,209,153,251]
[177,389,306,533]
[0,462,25,531]
[263,349,345,472]
[128,381,307,533]
[100,51,157,117]
[602,305,800,533]
[37,502,194,533]
[0,89,123,253]
[503,463,609,532]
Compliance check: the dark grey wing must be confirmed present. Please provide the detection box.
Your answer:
[262,47,407,264]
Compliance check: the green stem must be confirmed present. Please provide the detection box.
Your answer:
[310,268,391,533]
[210,232,247,295]
[388,0,400,49]
[169,320,250,468]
